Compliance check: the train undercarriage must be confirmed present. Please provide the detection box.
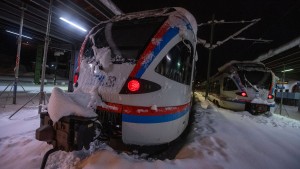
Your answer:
[36,106,195,168]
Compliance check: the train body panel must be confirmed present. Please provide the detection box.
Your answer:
[122,105,190,145]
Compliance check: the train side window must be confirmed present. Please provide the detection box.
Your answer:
[155,41,193,85]
[223,77,238,91]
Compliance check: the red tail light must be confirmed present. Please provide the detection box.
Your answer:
[128,80,140,92]
[236,91,248,97]
[74,73,79,84]
[120,78,161,94]
[268,94,274,99]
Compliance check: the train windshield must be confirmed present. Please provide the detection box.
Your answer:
[83,16,167,63]
[238,70,272,89]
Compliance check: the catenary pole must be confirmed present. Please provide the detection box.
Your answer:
[38,0,53,114]
[205,14,215,100]
[279,64,285,115]
[13,3,25,104]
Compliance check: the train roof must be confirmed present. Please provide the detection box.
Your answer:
[109,7,198,36]
[207,60,272,80]
[217,60,266,72]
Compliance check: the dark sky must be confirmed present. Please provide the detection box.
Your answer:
[112,0,300,81]
[0,31,36,70]
[1,0,299,81]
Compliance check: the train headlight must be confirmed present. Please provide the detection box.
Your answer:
[120,78,161,94]
[74,73,79,83]
[236,91,248,97]
[128,80,140,92]
[268,94,274,99]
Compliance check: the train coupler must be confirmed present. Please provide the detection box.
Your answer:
[36,112,97,152]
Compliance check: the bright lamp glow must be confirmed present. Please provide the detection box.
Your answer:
[59,17,87,32]
[268,94,274,99]
[6,30,32,39]
[281,69,293,72]
[127,80,140,92]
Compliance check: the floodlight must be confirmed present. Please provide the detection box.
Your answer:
[281,69,293,72]
[59,17,87,32]
[6,30,32,39]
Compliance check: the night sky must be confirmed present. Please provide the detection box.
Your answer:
[0,31,36,71]
[112,0,300,81]
[0,0,299,81]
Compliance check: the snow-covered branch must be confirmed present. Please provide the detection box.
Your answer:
[197,19,262,49]
[197,19,260,27]
[232,37,272,43]
[255,36,300,62]
[212,19,260,49]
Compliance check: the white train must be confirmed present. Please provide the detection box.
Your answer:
[36,7,198,152]
[75,7,198,146]
[205,61,276,114]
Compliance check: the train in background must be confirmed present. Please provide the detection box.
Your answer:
[200,61,276,115]
[276,80,300,93]
[36,7,198,152]
[275,80,300,106]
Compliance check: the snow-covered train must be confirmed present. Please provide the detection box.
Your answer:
[36,7,198,152]
[205,61,276,115]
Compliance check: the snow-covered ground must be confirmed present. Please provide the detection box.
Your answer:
[0,91,300,169]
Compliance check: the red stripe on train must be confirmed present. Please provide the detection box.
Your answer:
[97,102,190,116]
[129,22,170,78]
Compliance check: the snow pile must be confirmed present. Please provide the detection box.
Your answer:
[1,92,300,169]
[91,46,112,70]
[47,87,97,123]
[0,133,50,169]
[151,105,158,111]
[251,97,270,104]
[240,112,300,128]
[195,92,216,110]
[48,40,114,122]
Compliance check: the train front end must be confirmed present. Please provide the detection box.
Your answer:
[232,62,276,114]
[73,8,198,146]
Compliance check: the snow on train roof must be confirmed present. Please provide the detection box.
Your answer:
[111,7,198,35]
[217,60,266,72]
